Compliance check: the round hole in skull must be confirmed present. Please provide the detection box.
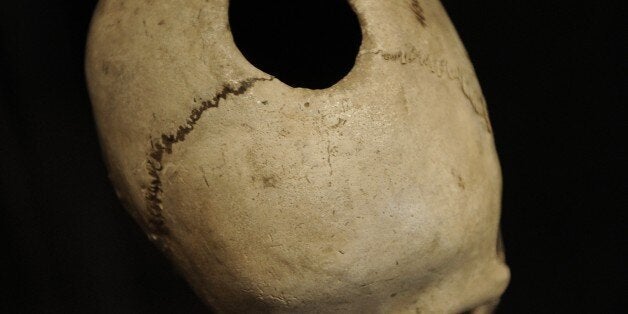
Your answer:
[228,0,362,89]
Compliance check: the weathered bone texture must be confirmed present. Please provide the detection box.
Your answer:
[86,0,509,312]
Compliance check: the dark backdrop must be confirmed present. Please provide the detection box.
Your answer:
[1,0,623,313]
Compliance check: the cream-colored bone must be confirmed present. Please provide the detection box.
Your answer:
[86,0,509,312]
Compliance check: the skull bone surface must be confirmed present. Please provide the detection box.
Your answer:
[86,0,509,312]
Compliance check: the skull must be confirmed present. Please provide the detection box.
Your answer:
[86,0,509,312]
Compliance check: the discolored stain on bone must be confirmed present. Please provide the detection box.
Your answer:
[100,61,123,77]
[144,77,273,236]
[451,169,466,190]
[278,129,290,137]
[410,0,427,27]
[262,175,277,188]
[457,177,465,190]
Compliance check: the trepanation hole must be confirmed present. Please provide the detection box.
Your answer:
[229,0,363,89]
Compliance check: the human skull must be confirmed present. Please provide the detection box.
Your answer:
[86,0,509,312]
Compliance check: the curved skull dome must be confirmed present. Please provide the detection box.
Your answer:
[86,0,509,313]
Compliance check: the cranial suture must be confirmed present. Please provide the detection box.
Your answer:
[86,0,509,313]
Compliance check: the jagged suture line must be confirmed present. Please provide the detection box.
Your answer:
[144,77,274,235]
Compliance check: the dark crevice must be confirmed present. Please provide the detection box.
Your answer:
[228,0,362,89]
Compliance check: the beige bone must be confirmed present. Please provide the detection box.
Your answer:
[86,0,509,312]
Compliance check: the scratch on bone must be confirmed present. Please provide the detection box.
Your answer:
[144,77,274,236]
[409,0,427,27]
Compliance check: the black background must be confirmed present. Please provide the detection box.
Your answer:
[1,0,624,313]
